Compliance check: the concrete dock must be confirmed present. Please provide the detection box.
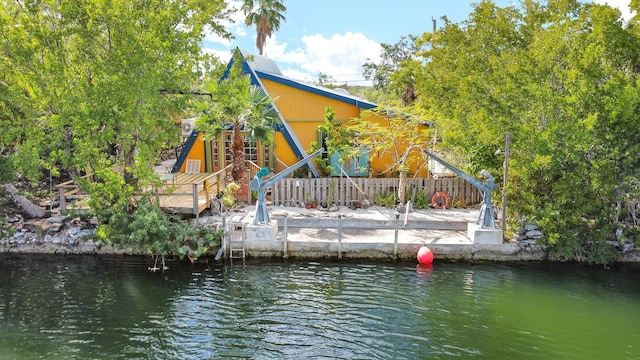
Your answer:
[218,205,540,261]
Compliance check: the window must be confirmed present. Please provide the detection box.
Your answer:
[221,132,270,168]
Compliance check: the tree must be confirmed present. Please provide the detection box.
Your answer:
[0,0,230,205]
[405,0,640,263]
[242,0,287,56]
[347,106,432,204]
[363,35,420,105]
[196,51,279,191]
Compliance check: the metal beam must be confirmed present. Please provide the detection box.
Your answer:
[425,152,498,229]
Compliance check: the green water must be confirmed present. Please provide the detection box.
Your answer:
[0,254,639,359]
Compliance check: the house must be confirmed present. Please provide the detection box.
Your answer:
[172,48,429,178]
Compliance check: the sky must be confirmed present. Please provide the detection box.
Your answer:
[203,0,636,86]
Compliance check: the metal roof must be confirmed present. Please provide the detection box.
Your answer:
[239,48,282,76]
[255,71,377,109]
[239,48,378,109]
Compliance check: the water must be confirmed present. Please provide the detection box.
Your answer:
[1,255,639,359]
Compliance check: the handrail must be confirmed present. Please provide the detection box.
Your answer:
[56,174,94,211]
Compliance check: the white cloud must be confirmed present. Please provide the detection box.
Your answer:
[258,32,381,85]
[300,32,381,81]
[200,1,383,86]
[594,0,636,22]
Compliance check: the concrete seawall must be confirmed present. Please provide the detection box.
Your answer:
[3,205,639,263]
[220,206,548,261]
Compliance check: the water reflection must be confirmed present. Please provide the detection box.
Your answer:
[1,255,640,359]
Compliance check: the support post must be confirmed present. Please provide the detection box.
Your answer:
[192,184,199,220]
[283,215,289,259]
[221,214,227,259]
[501,132,510,235]
[394,213,400,260]
[338,214,343,259]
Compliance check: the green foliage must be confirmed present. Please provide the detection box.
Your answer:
[241,0,287,55]
[375,192,397,207]
[197,50,278,184]
[221,182,241,208]
[363,35,420,105]
[0,0,230,198]
[395,0,640,263]
[409,188,429,209]
[95,194,222,259]
[0,156,14,184]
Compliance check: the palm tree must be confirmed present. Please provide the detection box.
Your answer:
[242,0,287,55]
[196,51,279,187]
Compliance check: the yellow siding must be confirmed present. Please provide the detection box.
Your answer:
[180,133,206,173]
[263,78,363,169]
[262,79,361,121]
[263,77,429,176]
[359,113,430,177]
[274,132,296,172]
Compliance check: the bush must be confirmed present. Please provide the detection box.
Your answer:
[95,194,222,260]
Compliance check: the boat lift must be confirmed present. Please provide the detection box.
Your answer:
[250,149,323,225]
[426,152,498,229]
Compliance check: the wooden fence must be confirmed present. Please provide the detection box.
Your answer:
[270,177,482,207]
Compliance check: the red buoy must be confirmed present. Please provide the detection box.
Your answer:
[417,246,434,265]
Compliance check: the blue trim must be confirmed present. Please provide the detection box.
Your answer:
[274,124,304,159]
[255,71,378,109]
[172,130,199,173]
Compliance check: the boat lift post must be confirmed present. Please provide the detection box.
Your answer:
[425,152,498,229]
[250,149,324,226]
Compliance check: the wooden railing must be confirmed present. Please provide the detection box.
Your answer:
[55,174,94,211]
[155,165,232,218]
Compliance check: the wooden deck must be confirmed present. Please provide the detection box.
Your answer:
[54,167,231,218]
[157,172,228,218]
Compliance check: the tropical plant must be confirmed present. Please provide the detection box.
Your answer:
[95,194,222,261]
[363,35,420,105]
[241,0,287,55]
[310,106,355,176]
[347,106,432,204]
[196,50,279,191]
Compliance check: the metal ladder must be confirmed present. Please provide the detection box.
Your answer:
[227,221,246,260]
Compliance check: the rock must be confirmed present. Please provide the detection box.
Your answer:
[524,224,538,231]
[67,227,81,237]
[526,230,544,238]
[7,214,22,223]
[47,224,63,233]
[518,239,538,247]
[76,229,95,239]
[47,215,71,224]
[622,243,636,253]
[516,227,526,235]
